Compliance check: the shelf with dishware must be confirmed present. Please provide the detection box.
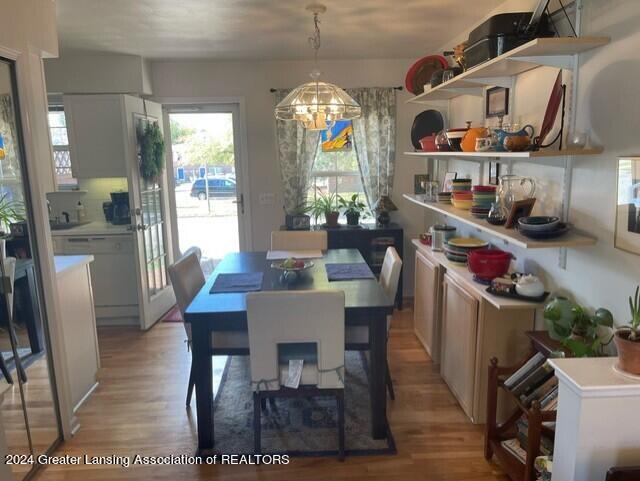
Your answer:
[406,37,610,105]
[404,193,596,250]
[404,147,603,161]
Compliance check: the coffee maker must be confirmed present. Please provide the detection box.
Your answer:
[103,192,131,225]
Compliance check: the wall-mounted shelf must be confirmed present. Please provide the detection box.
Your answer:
[404,147,603,161]
[407,36,610,104]
[403,194,596,250]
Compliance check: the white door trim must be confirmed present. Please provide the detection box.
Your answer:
[161,97,253,257]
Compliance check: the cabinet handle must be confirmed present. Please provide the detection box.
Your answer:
[67,238,89,243]
[90,237,107,241]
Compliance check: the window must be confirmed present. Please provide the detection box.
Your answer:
[308,147,367,222]
[47,106,78,189]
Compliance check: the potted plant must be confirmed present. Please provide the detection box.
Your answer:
[339,194,367,226]
[614,286,640,375]
[284,202,311,231]
[310,191,339,227]
[543,297,614,357]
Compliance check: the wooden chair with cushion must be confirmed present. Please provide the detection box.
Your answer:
[246,290,345,460]
[345,246,402,399]
[168,252,249,406]
[270,230,327,251]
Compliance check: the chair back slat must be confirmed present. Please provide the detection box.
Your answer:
[168,253,205,316]
[380,247,402,303]
[270,231,327,251]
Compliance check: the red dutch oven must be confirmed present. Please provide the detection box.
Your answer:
[467,248,513,281]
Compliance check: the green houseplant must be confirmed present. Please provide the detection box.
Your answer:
[310,191,339,227]
[338,194,367,226]
[614,286,640,375]
[543,297,614,357]
[0,193,24,235]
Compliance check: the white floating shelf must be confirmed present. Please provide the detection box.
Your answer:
[404,147,603,161]
[407,36,610,104]
[403,194,597,250]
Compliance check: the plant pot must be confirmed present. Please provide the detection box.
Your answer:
[615,330,640,375]
[346,212,360,226]
[325,211,340,227]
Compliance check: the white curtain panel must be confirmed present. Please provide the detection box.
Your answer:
[273,89,321,215]
[346,88,397,210]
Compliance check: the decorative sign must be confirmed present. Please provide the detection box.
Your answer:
[615,157,640,256]
[0,134,5,160]
[321,120,352,152]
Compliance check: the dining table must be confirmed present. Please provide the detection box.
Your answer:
[184,248,395,453]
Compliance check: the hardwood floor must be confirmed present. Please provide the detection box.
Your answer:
[34,308,507,481]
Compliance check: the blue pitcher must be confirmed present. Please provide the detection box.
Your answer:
[494,124,534,152]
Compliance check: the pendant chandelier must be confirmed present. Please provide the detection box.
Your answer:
[274,3,361,130]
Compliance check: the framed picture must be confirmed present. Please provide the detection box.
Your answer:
[443,172,457,192]
[486,86,509,118]
[505,198,536,229]
[414,174,429,194]
[615,157,640,255]
[489,162,501,185]
[321,120,352,152]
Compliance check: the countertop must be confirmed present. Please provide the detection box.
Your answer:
[50,221,132,237]
[54,255,94,277]
[549,357,640,398]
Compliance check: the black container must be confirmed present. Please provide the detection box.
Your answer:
[464,12,553,69]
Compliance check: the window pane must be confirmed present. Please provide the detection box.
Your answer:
[313,150,337,172]
[48,108,77,187]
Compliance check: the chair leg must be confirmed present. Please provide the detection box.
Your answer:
[386,360,395,400]
[186,359,196,407]
[336,391,345,461]
[253,392,262,454]
[0,355,12,384]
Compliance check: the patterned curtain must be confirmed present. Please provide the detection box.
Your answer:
[346,88,396,210]
[0,94,20,180]
[273,89,321,214]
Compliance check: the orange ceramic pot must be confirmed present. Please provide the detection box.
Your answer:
[461,127,489,152]
[615,330,640,375]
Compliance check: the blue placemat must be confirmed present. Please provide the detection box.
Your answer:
[325,263,375,281]
[210,272,264,293]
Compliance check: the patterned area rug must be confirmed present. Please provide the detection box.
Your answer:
[212,352,395,456]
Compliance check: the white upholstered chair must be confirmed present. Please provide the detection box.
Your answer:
[270,230,328,251]
[246,290,345,459]
[345,246,402,399]
[168,252,249,406]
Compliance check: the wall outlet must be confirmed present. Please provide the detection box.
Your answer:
[259,193,275,206]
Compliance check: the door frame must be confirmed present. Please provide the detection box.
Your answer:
[160,97,253,260]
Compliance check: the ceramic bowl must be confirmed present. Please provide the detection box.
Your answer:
[452,199,473,210]
[517,216,560,232]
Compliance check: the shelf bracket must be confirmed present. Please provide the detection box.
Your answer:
[511,55,575,70]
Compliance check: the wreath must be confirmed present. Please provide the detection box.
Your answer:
[137,121,165,181]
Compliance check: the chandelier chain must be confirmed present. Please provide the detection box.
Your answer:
[308,13,321,66]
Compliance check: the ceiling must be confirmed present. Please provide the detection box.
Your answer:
[56,0,506,60]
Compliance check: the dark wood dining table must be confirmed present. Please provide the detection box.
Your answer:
[184,248,394,453]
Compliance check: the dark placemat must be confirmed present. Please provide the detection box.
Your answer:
[210,272,263,293]
[325,263,375,281]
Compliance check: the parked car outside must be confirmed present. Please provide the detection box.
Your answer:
[190,177,237,200]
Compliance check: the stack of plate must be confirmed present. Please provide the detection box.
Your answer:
[437,191,452,204]
[471,185,496,218]
[450,179,472,192]
[517,216,570,239]
[451,191,473,210]
[443,237,489,264]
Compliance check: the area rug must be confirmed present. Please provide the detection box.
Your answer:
[212,352,396,457]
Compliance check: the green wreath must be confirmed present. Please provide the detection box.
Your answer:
[137,121,165,181]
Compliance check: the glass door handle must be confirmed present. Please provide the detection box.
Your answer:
[136,224,148,231]
[233,194,245,214]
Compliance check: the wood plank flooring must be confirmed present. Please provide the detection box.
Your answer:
[34,308,508,481]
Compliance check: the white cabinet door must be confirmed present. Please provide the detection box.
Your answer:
[413,250,441,362]
[63,94,127,178]
[441,273,479,418]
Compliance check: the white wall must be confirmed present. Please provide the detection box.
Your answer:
[150,58,429,294]
[411,0,640,326]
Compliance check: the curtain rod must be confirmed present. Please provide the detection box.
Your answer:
[269,86,403,92]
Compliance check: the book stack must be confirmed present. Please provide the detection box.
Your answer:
[503,352,558,409]
[516,416,555,455]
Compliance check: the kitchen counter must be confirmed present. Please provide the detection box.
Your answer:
[54,255,94,276]
[50,221,131,236]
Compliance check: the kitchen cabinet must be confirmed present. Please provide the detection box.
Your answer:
[413,249,442,362]
[53,234,138,325]
[441,273,479,416]
[64,94,129,178]
[411,240,536,423]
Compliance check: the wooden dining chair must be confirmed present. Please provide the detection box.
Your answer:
[168,252,249,406]
[345,246,402,399]
[270,230,327,251]
[246,290,345,460]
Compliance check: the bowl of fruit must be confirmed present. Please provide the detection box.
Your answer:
[271,257,314,282]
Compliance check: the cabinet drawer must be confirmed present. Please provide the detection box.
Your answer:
[61,235,133,254]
